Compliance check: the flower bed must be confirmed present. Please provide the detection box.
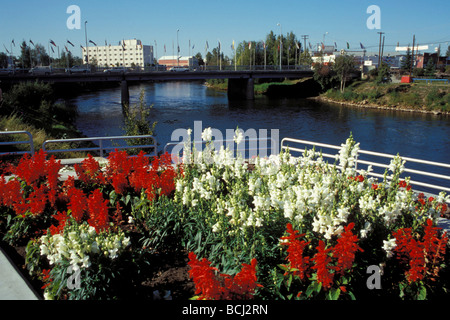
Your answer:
[0,132,449,300]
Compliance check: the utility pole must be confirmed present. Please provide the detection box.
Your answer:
[409,34,415,78]
[301,35,309,65]
[377,31,384,68]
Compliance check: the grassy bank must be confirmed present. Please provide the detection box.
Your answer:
[206,78,306,95]
[0,82,90,158]
[321,80,450,113]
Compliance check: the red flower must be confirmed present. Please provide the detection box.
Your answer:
[312,240,334,290]
[67,187,87,223]
[49,211,70,236]
[87,189,109,233]
[392,219,448,283]
[332,223,363,276]
[74,155,106,185]
[188,252,261,300]
[280,223,310,280]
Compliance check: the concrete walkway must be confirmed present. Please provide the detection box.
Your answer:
[0,246,40,300]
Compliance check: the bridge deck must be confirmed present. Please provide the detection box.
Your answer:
[0,70,314,83]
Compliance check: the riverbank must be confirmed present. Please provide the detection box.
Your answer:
[205,77,321,97]
[317,80,450,116]
[0,82,94,159]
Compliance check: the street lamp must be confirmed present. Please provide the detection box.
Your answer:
[277,23,282,70]
[85,21,89,67]
[177,29,180,66]
[323,32,328,51]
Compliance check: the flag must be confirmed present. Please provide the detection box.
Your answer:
[89,40,97,46]
[11,39,15,46]
[248,41,251,50]
[164,44,166,53]
[65,45,69,52]
[360,42,365,49]
[50,39,57,47]
[322,42,325,51]
[80,45,84,50]
[296,41,300,50]
[105,40,107,46]
[51,46,54,53]
[334,42,337,48]
[263,41,266,49]
[192,44,195,50]
[206,41,209,50]
[30,39,35,46]
[67,40,74,47]
[309,42,312,49]
[218,41,221,51]
[3,45,10,54]
[177,45,180,53]
[347,42,350,49]
[231,40,235,50]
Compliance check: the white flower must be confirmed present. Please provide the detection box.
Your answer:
[201,127,213,142]
[382,238,397,258]
[234,129,244,145]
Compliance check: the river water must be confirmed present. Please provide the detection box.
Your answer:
[69,80,450,191]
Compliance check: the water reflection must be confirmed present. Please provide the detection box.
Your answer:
[71,81,450,169]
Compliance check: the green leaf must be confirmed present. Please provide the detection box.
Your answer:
[327,288,341,300]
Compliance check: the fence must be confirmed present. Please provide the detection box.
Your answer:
[0,131,34,156]
[42,135,158,158]
[281,137,450,196]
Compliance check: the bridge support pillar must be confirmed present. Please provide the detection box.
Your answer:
[227,78,254,100]
[121,80,130,106]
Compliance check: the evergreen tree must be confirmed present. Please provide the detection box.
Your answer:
[401,47,412,71]
[425,59,436,77]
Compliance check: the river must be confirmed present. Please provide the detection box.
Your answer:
[69,80,450,192]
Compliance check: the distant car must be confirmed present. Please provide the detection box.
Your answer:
[169,66,189,72]
[104,67,127,73]
[29,66,52,75]
[67,65,90,74]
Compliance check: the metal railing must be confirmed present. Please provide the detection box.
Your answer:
[42,135,158,158]
[164,137,279,163]
[281,137,450,196]
[0,131,35,156]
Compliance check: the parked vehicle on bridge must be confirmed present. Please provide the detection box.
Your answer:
[29,66,53,75]
[169,66,189,72]
[103,67,127,74]
[66,65,91,74]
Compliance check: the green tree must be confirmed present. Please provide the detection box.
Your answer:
[313,62,336,91]
[424,59,436,77]
[376,62,391,84]
[0,52,8,68]
[401,47,412,72]
[333,54,357,92]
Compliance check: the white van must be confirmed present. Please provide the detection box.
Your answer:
[29,66,53,75]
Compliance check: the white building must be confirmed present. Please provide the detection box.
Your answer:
[82,39,154,68]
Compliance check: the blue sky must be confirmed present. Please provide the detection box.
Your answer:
[1,0,449,59]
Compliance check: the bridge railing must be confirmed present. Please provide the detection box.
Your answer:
[42,135,158,158]
[0,131,35,157]
[281,137,450,196]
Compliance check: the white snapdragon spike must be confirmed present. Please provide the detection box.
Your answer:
[360,222,372,239]
[39,222,131,271]
[382,238,397,258]
[201,127,213,142]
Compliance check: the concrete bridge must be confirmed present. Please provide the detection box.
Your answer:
[0,69,314,103]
